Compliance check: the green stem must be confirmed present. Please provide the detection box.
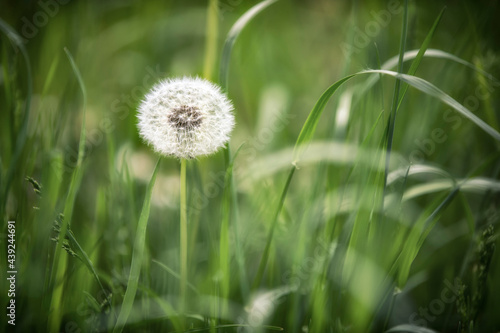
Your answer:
[203,0,218,81]
[180,158,188,312]
[252,165,296,290]
[383,0,408,194]
[382,287,398,331]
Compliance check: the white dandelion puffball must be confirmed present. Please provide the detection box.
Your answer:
[137,77,235,159]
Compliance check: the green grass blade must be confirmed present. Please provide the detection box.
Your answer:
[220,144,246,303]
[293,75,355,162]
[63,47,88,165]
[203,0,219,81]
[113,158,161,333]
[385,324,439,333]
[64,227,115,318]
[387,164,453,186]
[41,54,60,96]
[386,49,499,83]
[142,286,183,333]
[396,7,446,110]
[249,64,500,179]
[402,177,500,202]
[359,47,500,101]
[152,259,199,294]
[383,0,408,192]
[176,324,284,332]
[219,0,278,90]
[397,188,458,287]
[252,164,296,290]
[217,0,278,300]
[0,19,33,214]
[48,47,88,332]
[360,69,500,141]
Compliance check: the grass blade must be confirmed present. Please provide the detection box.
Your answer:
[252,165,296,290]
[152,259,199,294]
[113,158,161,333]
[220,144,247,304]
[0,19,33,216]
[203,0,219,81]
[386,324,439,333]
[48,47,88,332]
[176,324,284,332]
[397,188,459,287]
[293,75,355,162]
[219,0,278,90]
[396,7,446,110]
[358,47,500,101]
[256,65,500,180]
[217,0,278,299]
[383,0,408,193]
[360,69,500,141]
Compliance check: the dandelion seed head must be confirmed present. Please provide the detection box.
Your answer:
[137,77,234,159]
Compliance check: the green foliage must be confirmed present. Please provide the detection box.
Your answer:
[1,1,500,332]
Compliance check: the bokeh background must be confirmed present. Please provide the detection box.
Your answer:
[1,0,499,332]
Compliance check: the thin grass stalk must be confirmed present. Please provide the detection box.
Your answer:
[203,0,219,81]
[217,0,278,301]
[382,288,398,331]
[252,164,296,290]
[0,19,33,220]
[383,0,408,194]
[113,158,161,333]
[48,47,87,332]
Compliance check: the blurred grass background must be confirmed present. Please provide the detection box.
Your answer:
[1,0,500,332]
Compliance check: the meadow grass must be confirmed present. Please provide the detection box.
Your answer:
[1,1,500,332]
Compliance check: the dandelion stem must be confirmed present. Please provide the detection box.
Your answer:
[180,158,188,313]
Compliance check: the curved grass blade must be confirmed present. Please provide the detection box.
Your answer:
[360,69,500,141]
[384,5,446,216]
[171,324,283,333]
[0,19,33,215]
[397,188,459,287]
[293,75,355,162]
[385,49,500,84]
[48,47,88,332]
[220,144,248,303]
[252,164,296,290]
[396,7,446,110]
[142,286,183,333]
[113,158,161,333]
[60,218,116,319]
[42,53,60,96]
[402,177,500,202]
[385,324,439,333]
[387,164,453,186]
[253,75,354,293]
[358,47,500,101]
[152,259,199,294]
[219,0,278,90]
[384,0,409,190]
[277,67,500,173]
[218,0,278,298]
[239,141,406,184]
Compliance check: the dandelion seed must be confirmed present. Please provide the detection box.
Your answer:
[137,76,235,159]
